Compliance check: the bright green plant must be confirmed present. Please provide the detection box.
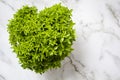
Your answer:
[7,3,75,74]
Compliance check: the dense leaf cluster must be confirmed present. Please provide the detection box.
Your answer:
[7,4,75,74]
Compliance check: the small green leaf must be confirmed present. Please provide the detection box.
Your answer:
[60,38,64,42]
[59,51,62,56]
[54,46,58,50]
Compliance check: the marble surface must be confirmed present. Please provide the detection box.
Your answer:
[0,0,120,80]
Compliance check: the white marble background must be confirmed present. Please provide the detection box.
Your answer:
[0,0,120,80]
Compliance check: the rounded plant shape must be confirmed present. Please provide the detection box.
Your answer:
[7,4,75,74]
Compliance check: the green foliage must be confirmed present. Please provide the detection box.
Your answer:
[7,4,75,74]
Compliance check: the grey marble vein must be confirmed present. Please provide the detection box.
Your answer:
[0,50,11,65]
[0,50,4,56]
[104,72,112,80]
[0,75,6,80]
[106,50,120,70]
[0,0,15,11]
[67,56,89,80]
[70,54,85,67]
[106,4,120,28]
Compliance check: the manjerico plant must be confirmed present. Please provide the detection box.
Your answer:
[7,3,75,74]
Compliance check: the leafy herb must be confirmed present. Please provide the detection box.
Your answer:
[7,3,75,74]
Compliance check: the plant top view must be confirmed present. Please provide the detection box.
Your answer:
[7,3,75,74]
